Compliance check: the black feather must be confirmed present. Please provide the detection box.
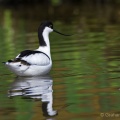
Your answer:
[13,58,30,66]
[38,21,53,46]
[18,50,50,60]
[8,60,13,62]
[19,50,40,57]
[38,27,47,46]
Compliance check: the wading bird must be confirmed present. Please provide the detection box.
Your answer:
[3,21,72,76]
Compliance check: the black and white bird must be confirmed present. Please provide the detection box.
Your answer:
[3,21,72,76]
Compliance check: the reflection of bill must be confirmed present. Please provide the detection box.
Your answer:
[8,76,57,117]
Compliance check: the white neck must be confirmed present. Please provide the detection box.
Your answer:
[37,28,51,59]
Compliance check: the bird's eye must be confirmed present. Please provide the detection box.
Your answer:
[49,25,53,28]
[19,65,21,67]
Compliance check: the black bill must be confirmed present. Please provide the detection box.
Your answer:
[53,29,73,36]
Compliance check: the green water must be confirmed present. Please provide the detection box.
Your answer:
[0,2,120,120]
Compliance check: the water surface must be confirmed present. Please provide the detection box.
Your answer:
[0,3,120,120]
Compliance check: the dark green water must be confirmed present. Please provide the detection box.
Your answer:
[0,3,120,120]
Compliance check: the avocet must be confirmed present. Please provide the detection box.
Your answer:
[3,21,72,76]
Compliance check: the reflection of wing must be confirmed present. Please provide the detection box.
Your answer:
[16,50,50,66]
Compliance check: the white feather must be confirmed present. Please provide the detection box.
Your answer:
[17,53,50,66]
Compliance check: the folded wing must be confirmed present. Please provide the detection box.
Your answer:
[16,50,50,66]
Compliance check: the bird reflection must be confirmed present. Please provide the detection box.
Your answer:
[8,76,57,117]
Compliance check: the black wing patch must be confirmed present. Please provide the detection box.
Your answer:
[18,50,50,60]
[7,58,30,66]
[14,58,31,66]
[19,50,40,57]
